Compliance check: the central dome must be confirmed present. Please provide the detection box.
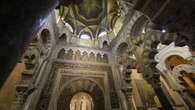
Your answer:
[76,0,103,19]
[57,0,123,38]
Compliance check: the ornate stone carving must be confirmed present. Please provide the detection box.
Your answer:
[155,42,192,72]
[36,61,116,110]
[57,48,109,64]
[13,44,40,110]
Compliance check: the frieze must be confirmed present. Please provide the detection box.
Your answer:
[57,48,109,63]
[53,61,111,72]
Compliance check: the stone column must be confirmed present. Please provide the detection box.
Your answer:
[149,75,174,110]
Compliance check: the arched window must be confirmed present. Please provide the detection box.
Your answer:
[165,55,187,71]
[57,49,65,59]
[102,41,109,49]
[59,33,67,43]
[116,43,128,56]
[40,29,50,45]
[98,28,107,37]
[70,92,94,110]
[80,33,91,40]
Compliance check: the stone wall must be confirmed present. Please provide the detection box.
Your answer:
[0,63,25,110]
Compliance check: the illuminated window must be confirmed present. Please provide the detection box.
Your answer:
[80,33,91,40]
[98,31,107,37]
[98,28,107,37]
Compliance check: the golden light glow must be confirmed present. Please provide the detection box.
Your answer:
[70,92,94,110]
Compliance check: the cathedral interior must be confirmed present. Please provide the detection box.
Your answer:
[1,0,195,110]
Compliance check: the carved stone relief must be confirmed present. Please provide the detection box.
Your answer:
[36,61,118,110]
[57,48,109,64]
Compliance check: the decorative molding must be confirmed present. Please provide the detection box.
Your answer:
[155,42,192,72]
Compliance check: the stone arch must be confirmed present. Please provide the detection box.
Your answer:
[61,77,104,93]
[116,42,128,56]
[102,54,108,63]
[165,55,188,71]
[155,42,192,72]
[138,31,179,80]
[82,51,88,61]
[112,12,143,56]
[96,53,102,62]
[64,19,75,33]
[130,15,150,37]
[79,29,93,40]
[133,30,192,91]
[89,52,95,62]
[172,64,195,91]
[129,30,192,85]
[65,49,74,60]
[102,41,109,50]
[116,42,129,64]
[57,78,105,110]
[37,27,53,58]
[75,50,81,61]
[158,55,195,101]
[57,48,65,59]
[59,33,67,43]
[40,28,51,45]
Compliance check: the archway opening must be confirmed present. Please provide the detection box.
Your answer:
[116,43,128,64]
[165,55,187,71]
[130,15,149,37]
[40,29,50,44]
[116,43,128,56]
[165,55,195,93]
[102,41,109,49]
[70,92,94,110]
[59,33,67,42]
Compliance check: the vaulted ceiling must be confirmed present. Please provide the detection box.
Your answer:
[57,0,123,39]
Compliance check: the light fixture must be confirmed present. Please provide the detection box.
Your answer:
[162,29,166,33]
